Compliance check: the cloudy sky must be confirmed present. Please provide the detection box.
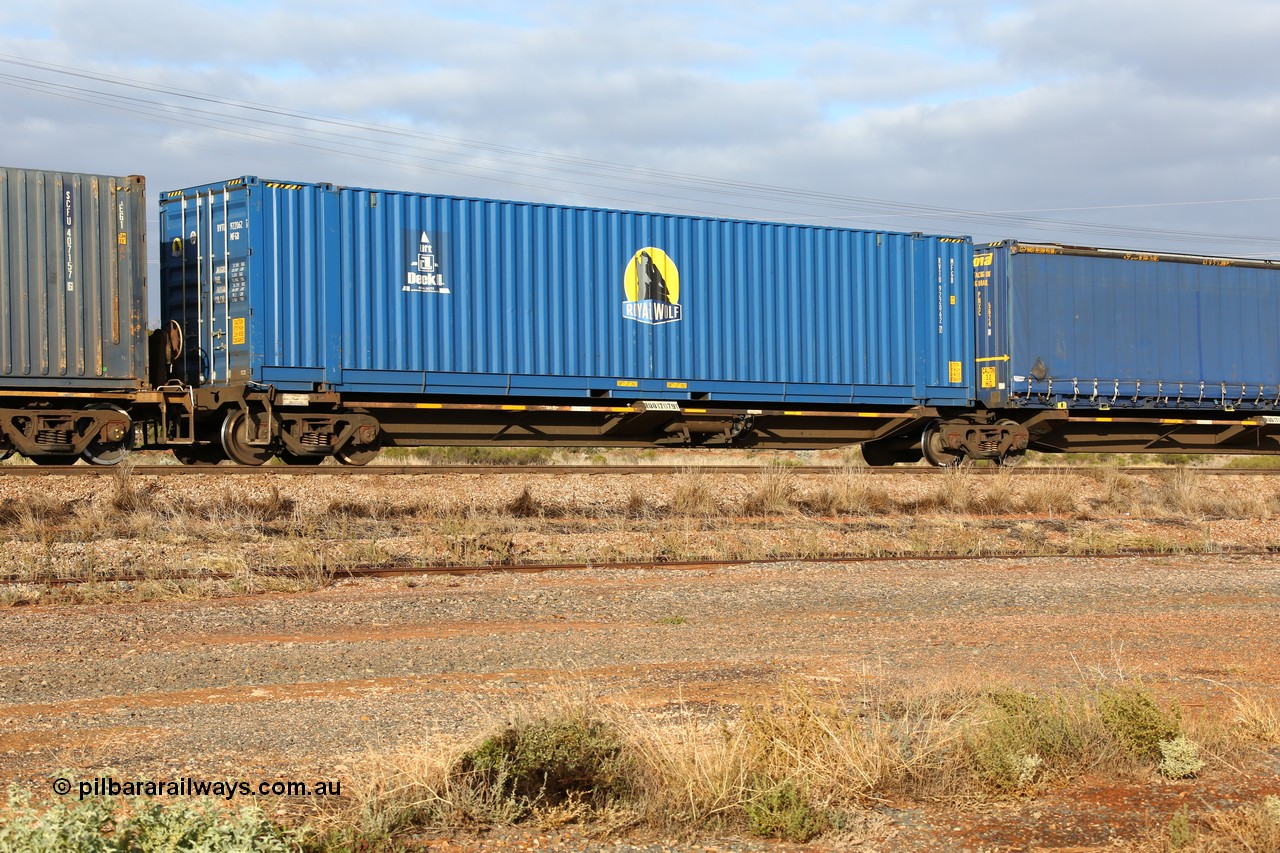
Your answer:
[3,0,1280,260]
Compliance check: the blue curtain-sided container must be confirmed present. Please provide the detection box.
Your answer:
[975,241,1280,409]
[0,168,147,389]
[160,177,974,406]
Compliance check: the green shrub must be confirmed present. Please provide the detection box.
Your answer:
[966,691,1089,793]
[1167,805,1195,849]
[1096,685,1182,761]
[1224,455,1280,469]
[0,787,296,853]
[452,715,627,821]
[1157,735,1205,779]
[743,778,829,843]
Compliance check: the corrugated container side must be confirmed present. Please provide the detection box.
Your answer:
[161,178,974,406]
[977,242,1280,409]
[0,168,147,389]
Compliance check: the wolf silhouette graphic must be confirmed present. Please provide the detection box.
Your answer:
[634,251,671,303]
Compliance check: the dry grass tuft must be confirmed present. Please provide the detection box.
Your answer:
[623,487,651,519]
[964,689,1121,794]
[1017,473,1078,515]
[172,485,296,525]
[1227,688,1280,744]
[798,466,894,515]
[669,471,720,517]
[108,463,159,514]
[315,676,1212,848]
[1160,468,1204,516]
[504,485,545,518]
[313,684,639,849]
[0,493,82,537]
[742,464,797,516]
[1197,796,1280,851]
[1162,796,1280,851]
[324,497,420,521]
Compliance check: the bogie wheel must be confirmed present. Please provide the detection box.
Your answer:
[220,409,274,467]
[921,421,965,468]
[81,404,134,466]
[995,419,1027,468]
[335,435,382,467]
[32,455,80,466]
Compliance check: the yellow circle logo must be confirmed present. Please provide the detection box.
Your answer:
[623,248,679,306]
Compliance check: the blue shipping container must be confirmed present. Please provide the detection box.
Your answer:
[975,242,1280,409]
[160,177,974,406]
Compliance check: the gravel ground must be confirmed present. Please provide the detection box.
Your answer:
[2,469,1280,850]
[3,553,1280,849]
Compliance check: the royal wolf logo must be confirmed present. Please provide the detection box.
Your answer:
[623,247,682,325]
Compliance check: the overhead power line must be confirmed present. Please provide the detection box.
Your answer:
[2,53,1278,253]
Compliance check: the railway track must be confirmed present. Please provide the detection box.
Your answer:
[7,546,1278,589]
[2,462,1279,476]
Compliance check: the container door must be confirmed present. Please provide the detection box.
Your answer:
[913,235,973,404]
[162,186,252,387]
[973,243,1009,406]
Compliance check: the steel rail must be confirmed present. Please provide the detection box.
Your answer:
[6,547,1278,589]
[2,463,1280,476]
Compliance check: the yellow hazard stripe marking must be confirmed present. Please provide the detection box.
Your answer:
[767,410,898,419]
[1072,416,1263,426]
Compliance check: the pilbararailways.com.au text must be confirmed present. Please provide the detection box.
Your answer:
[53,776,342,801]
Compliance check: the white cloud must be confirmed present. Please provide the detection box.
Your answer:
[1,0,1278,257]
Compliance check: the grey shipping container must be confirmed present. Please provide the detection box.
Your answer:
[0,167,147,389]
